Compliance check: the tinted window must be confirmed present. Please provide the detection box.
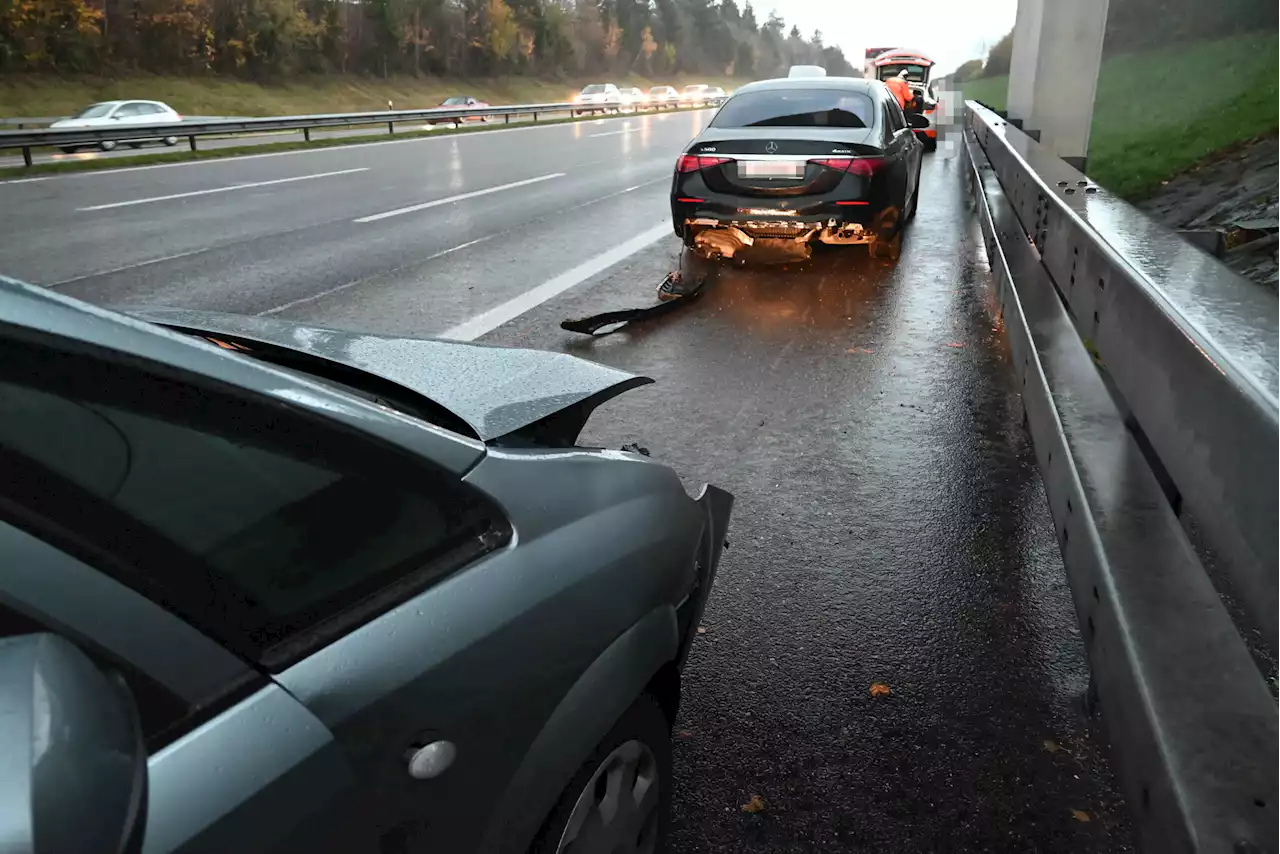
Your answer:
[114,103,144,117]
[442,97,468,105]
[0,330,508,667]
[712,89,875,129]
[887,98,907,131]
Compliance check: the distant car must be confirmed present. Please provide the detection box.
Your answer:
[671,76,925,262]
[573,83,622,115]
[0,274,732,854]
[648,86,680,108]
[425,95,490,126]
[618,86,648,110]
[680,84,712,106]
[49,100,182,153]
[704,86,729,106]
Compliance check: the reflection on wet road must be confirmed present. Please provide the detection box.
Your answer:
[482,147,1133,852]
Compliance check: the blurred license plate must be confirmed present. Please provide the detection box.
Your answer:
[739,161,804,178]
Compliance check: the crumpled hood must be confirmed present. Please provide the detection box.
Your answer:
[123,308,653,444]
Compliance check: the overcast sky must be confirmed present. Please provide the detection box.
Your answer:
[761,0,1020,75]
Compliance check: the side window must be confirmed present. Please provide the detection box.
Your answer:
[0,329,509,670]
[114,103,143,118]
[886,99,907,133]
[0,602,190,744]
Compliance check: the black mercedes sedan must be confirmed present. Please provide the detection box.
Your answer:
[670,76,926,262]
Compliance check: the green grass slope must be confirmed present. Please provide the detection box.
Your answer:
[960,30,1278,198]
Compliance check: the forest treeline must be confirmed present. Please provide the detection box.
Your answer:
[0,0,858,81]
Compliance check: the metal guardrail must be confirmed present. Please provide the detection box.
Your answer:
[962,100,1277,853]
[0,117,61,129]
[0,101,697,166]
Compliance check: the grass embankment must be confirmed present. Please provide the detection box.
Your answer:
[960,30,1278,198]
[0,72,745,118]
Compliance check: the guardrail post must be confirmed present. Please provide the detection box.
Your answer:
[303,127,311,143]
[388,121,395,135]
[188,135,197,152]
[504,114,509,124]
[21,146,31,167]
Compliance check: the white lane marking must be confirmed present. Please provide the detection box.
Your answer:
[0,109,717,184]
[259,236,495,316]
[589,128,638,138]
[353,173,564,223]
[440,222,670,341]
[47,247,216,287]
[76,168,368,211]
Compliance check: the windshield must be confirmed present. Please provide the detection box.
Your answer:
[581,85,607,94]
[877,64,929,83]
[441,97,468,105]
[711,89,875,129]
[684,85,708,93]
[73,103,116,119]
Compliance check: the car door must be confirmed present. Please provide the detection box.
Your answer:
[882,100,918,211]
[0,319,543,852]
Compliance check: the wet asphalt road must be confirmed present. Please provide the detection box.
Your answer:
[0,115,1134,851]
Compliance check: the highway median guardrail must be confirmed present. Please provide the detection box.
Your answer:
[962,100,1277,853]
[0,100,699,166]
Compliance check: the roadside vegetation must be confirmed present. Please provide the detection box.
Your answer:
[961,30,1278,199]
[0,0,854,90]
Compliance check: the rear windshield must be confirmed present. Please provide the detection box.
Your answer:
[877,64,928,83]
[73,103,116,118]
[581,85,608,94]
[711,89,876,129]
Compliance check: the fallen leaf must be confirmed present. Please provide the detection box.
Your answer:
[1070,809,1091,823]
[742,795,767,814]
[1042,739,1062,753]
[696,626,707,634]
[869,682,892,698]
[946,342,965,348]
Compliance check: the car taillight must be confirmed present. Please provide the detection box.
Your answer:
[808,157,885,177]
[676,154,734,172]
[176,114,183,121]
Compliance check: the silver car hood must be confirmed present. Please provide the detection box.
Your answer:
[124,308,653,444]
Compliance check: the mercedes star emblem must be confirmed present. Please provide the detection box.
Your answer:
[764,141,778,154]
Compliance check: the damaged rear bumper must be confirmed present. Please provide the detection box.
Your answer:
[683,215,877,263]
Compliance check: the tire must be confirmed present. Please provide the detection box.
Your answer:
[99,140,117,152]
[924,135,937,153]
[905,176,919,223]
[530,694,672,854]
[163,136,178,146]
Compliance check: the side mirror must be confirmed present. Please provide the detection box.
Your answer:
[0,634,148,854]
[906,113,930,130]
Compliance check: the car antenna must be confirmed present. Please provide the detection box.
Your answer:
[560,272,707,336]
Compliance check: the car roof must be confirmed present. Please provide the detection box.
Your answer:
[728,76,882,96]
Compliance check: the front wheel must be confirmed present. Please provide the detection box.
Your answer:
[98,140,117,152]
[163,136,179,146]
[531,694,672,854]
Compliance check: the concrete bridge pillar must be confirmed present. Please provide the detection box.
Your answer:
[1006,0,1110,171]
